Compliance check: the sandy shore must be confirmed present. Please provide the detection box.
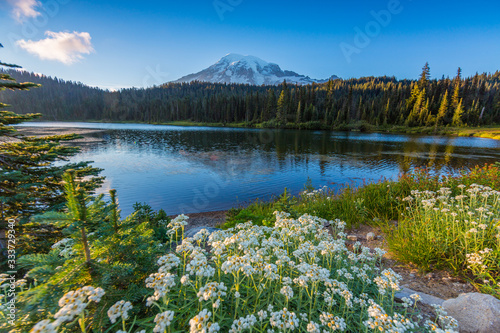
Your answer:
[3,126,106,143]
[170,210,228,230]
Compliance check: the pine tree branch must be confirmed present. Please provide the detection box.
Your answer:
[0,61,21,69]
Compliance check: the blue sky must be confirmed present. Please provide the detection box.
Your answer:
[1,0,500,89]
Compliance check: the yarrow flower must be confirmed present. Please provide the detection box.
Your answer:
[373,269,402,295]
[364,301,416,332]
[229,314,257,333]
[107,300,133,324]
[306,321,321,333]
[319,312,347,331]
[270,308,299,331]
[197,282,227,302]
[189,309,219,333]
[31,286,104,332]
[55,286,105,323]
[145,272,176,306]
[157,253,181,273]
[280,285,294,299]
[154,310,174,333]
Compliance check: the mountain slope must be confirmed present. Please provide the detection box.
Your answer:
[173,54,338,85]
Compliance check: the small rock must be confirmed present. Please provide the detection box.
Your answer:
[442,293,500,333]
[366,232,376,241]
[376,235,384,240]
[347,235,357,241]
[395,287,444,306]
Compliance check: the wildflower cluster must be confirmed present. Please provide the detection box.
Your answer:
[301,185,330,199]
[30,212,458,332]
[138,212,456,332]
[31,286,104,333]
[108,300,132,323]
[166,214,189,240]
[393,184,500,294]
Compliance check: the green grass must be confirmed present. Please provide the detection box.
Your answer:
[454,127,500,140]
[224,164,500,230]
[35,118,500,141]
[386,185,500,298]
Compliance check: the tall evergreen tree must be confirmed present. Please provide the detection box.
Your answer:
[436,90,449,127]
[276,90,287,126]
[296,101,302,123]
[0,46,103,224]
[452,98,464,127]
[418,62,431,90]
[450,68,462,112]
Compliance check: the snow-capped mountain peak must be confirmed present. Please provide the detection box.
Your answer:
[173,54,338,86]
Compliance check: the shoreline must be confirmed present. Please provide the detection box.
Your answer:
[20,120,500,141]
[4,126,106,144]
[169,210,227,231]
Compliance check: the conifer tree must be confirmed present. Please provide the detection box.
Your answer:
[418,62,431,90]
[296,101,302,123]
[0,45,103,224]
[276,90,287,126]
[452,98,464,127]
[450,68,462,112]
[435,90,449,127]
[16,182,167,332]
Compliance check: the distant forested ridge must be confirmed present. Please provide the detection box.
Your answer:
[1,64,499,128]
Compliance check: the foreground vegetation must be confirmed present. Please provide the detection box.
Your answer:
[224,164,500,298]
[2,189,460,332]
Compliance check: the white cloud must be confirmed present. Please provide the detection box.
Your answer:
[6,0,42,22]
[16,31,94,65]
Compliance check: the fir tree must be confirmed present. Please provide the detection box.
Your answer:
[16,182,168,332]
[450,67,462,112]
[452,98,464,127]
[418,62,431,90]
[296,101,302,123]
[0,46,103,225]
[435,90,449,127]
[276,90,287,126]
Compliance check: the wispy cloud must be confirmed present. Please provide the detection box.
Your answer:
[6,0,42,22]
[16,31,94,65]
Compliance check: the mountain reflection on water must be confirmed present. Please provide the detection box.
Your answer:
[22,122,500,215]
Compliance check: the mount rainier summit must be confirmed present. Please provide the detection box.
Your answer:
[173,54,338,85]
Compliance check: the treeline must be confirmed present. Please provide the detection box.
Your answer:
[1,64,500,128]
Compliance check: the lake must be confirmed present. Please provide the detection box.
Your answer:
[18,122,500,216]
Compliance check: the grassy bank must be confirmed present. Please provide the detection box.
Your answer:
[163,120,500,141]
[29,118,500,140]
[148,120,500,141]
[221,163,500,298]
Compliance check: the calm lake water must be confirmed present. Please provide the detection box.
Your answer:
[19,122,500,216]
